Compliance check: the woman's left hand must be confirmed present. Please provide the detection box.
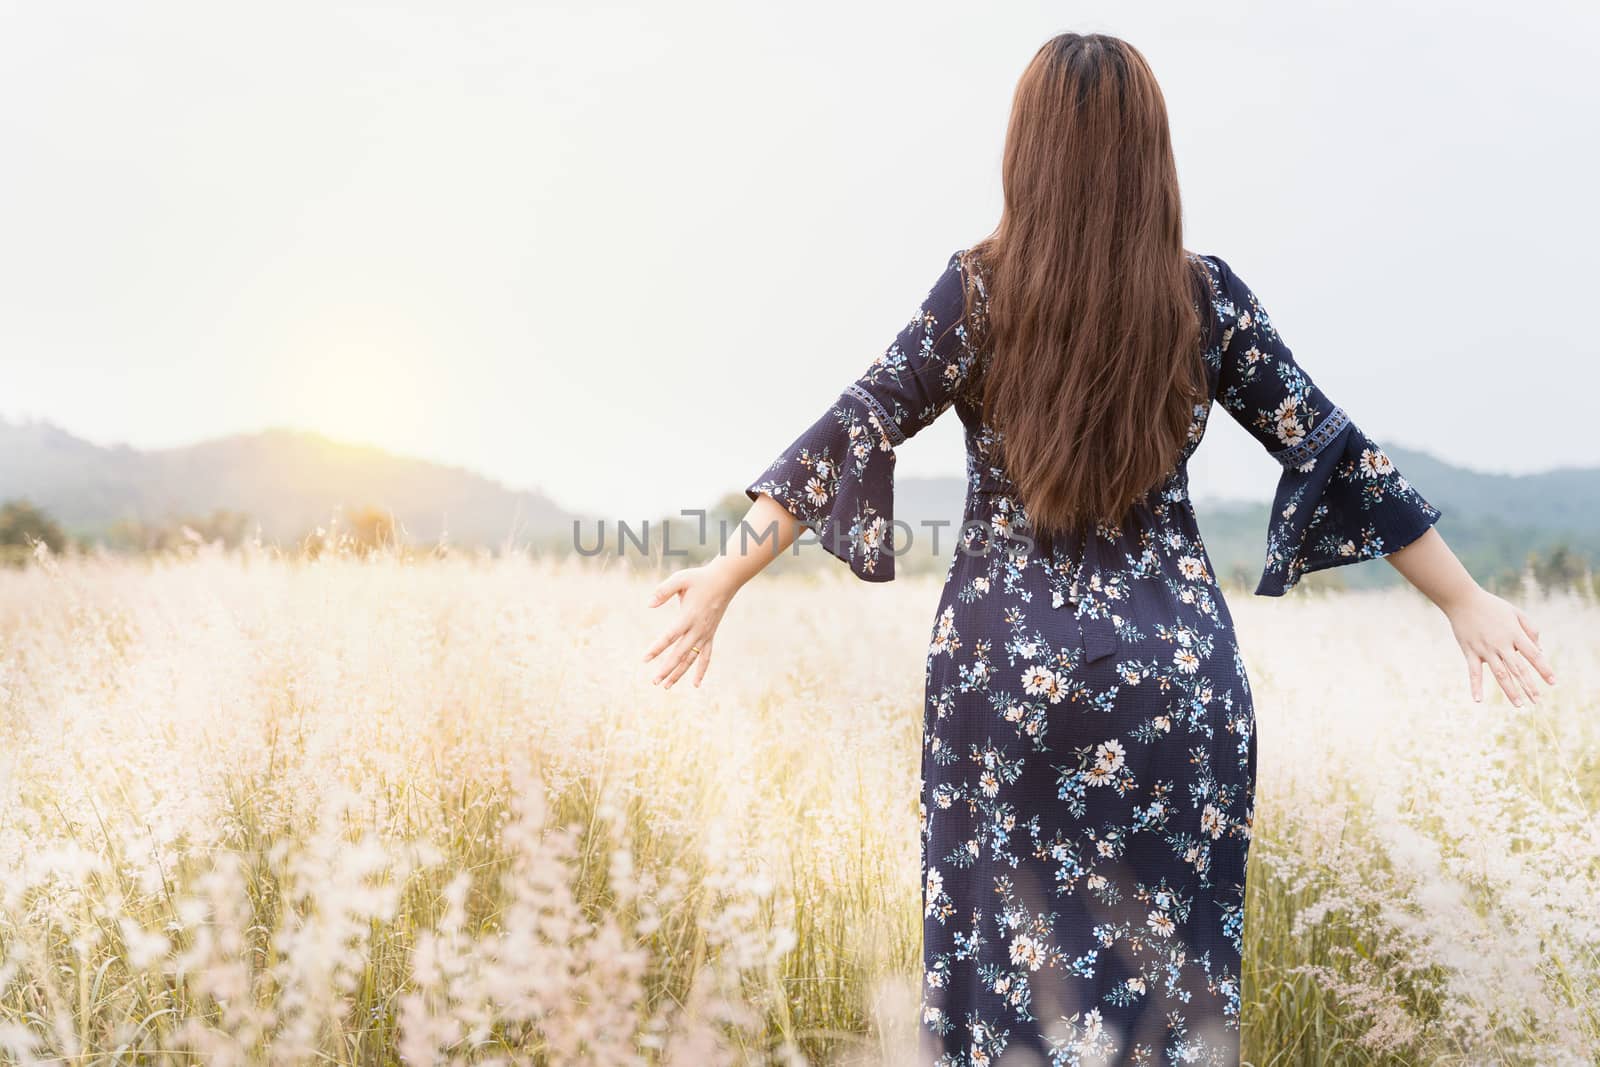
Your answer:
[643,565,736,690]
[1444,587,1556,707]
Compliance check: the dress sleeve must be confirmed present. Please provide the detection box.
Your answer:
[1204,255,1443,596]
[744,249,984,581]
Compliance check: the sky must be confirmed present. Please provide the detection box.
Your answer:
[4,0,1597,519]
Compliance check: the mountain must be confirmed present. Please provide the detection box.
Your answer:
[0,419,575,548]
[888,445,1600,589]
[5,418,1593,581]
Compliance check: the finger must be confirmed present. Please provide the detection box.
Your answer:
[1504,646,1541,705]
[642,620,689,663]
[660,635,704,689]
[653,628,702,685]
[1513,607,1540,646]
[648,572,685,607]
[691,641,714,687]
[1486,651,1522,708]
[1467,653,1483,703]
[652,646,684,685]
[649,571,689,607]
[1515,634,1557,686]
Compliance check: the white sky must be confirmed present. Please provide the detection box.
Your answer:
[4,1,1597,518]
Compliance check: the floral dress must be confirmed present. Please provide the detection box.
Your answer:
[745,249,1441,1066]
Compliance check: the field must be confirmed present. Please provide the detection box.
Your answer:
[0,548,1595,1065]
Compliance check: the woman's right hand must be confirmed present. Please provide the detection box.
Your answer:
[643,564,738,690]
[640,492,808,691]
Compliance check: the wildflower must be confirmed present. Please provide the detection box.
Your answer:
[1094,741,1126,774]
[1358,448,1394,477]
[1022,665,1056,696]
[1010,934,1044,971]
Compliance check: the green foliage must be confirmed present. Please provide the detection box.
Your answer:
[0,498,67,565]
[347,506,400,553]
[0,498,66,551]
[297,506,406,559]
[106,509,256,552]
[1525,542,1593,593]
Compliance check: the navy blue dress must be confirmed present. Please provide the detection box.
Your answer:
[746,250,1441,1065]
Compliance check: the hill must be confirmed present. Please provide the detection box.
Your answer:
[888,445,1600,589]
[0,419,574,548]
[5,418,1594,582]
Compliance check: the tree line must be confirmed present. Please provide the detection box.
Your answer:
[0,498,406,564]
[5,495,1598,599]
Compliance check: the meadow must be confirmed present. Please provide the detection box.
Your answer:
[0,545,1595,1065]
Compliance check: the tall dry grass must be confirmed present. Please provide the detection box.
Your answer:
[0,546,1594,1064]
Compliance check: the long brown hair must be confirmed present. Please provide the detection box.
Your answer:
[964,33,1208,536]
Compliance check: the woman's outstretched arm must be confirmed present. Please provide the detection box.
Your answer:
[1385,526,1557,707]
[642,492,805,690]
[644,252,979,688]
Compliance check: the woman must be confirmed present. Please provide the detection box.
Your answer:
[643,32,1555,1067]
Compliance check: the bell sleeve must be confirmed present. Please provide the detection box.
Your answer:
[744,249,984,581]
[1206,256,1443,596]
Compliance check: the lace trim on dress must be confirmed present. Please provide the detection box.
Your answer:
[1268,404,1350,468]
[844,382,906,447]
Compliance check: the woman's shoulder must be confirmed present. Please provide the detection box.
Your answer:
[1187,251,1274,309]
[951,245,986,278]
[1187,250,1258,318]
[1186,249,1236,289]
[1185,251,1256,355]
[948,246,994,309]
[914,247,989,319]
[918,247,991,360]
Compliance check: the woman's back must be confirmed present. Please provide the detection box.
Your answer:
[649,30,1545,1067]
[748,248,1440,603]
[741,246,1442,1062]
